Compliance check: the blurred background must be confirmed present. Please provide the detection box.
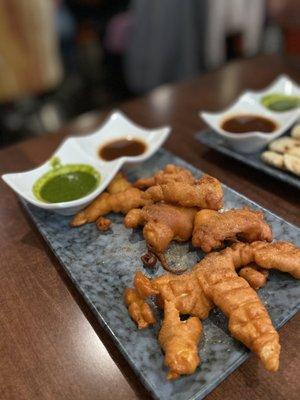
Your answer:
[0,0,299,147]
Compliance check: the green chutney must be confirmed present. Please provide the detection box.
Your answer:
[33,158,100,203]
[261,93,300,112]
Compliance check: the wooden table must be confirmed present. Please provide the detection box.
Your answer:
[0,54,299,400]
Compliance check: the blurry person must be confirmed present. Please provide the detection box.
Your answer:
[205,0,266,70]
[124,0,266,93]
[0,0,63,103]
[125,0,207,93]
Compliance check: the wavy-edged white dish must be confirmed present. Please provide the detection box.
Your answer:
[2,111,171,215]
[250,74,300,111]
[200,75,300,154]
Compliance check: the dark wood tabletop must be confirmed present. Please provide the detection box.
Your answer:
[0,54,299,400]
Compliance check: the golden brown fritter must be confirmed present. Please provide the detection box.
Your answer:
[71,187,152,227]
[159,300,202,380]
[71,172,135,227]
[238,264,269,290]
[192,208,272,252]
[125,241,300,378]
[123,287,156,329]
[194,246,280,373]
[229,241,300,278]
[107,172,132,194]
[124,204,198,268]
[143,174,223,210]
[95,216,112,231]
[134,271,213,319]
[253,241,300,279]
[134,164,195,189]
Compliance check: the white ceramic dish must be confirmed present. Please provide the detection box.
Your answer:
[250,75,300,111]
[200,75,300,154]
[2,111,171,215]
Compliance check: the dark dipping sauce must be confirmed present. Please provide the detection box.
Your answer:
[221,115,277,134]
[99,138,147,161]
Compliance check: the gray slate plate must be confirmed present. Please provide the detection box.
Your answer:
[196,130,300,190]
[23,149,300,400]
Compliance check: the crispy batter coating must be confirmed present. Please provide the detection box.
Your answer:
[95,216,112,231]
[134,271,213,319]
[159,300,202,379]
[71,172,132,227]
[124,203,198,258]
[231,241,300,278]
[192,208,272,252]
[124,288,156,329]
[238,264,269,290]
[195,246,280,372]
[125,241,300,377]
[253,241,300,279]
[143,174,223,210]
[107,172,132,194]
[134,164,195,189]
[71,187,152,227]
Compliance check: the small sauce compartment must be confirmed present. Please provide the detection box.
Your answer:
[221,115,277,134]
[99,137,147,161]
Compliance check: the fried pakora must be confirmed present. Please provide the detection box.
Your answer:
[124,203,198,271]
[143,174,223,210]
[71,172,152,229]
[107,172,132,194]
[124,287,156,329]
[253,241,300,278]
[134,164,195,189]
[192,208,272,252]
[71,187,151,227]
[238,264,269,289]
[125,241,300,378]
[159,300,202,379]
[95,216,112,231]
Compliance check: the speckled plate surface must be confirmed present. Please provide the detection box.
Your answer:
[196,130,300,190]
[22,149,300,400]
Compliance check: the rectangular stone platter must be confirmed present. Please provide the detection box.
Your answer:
[23,149,300,400]
[196,130,300,190]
